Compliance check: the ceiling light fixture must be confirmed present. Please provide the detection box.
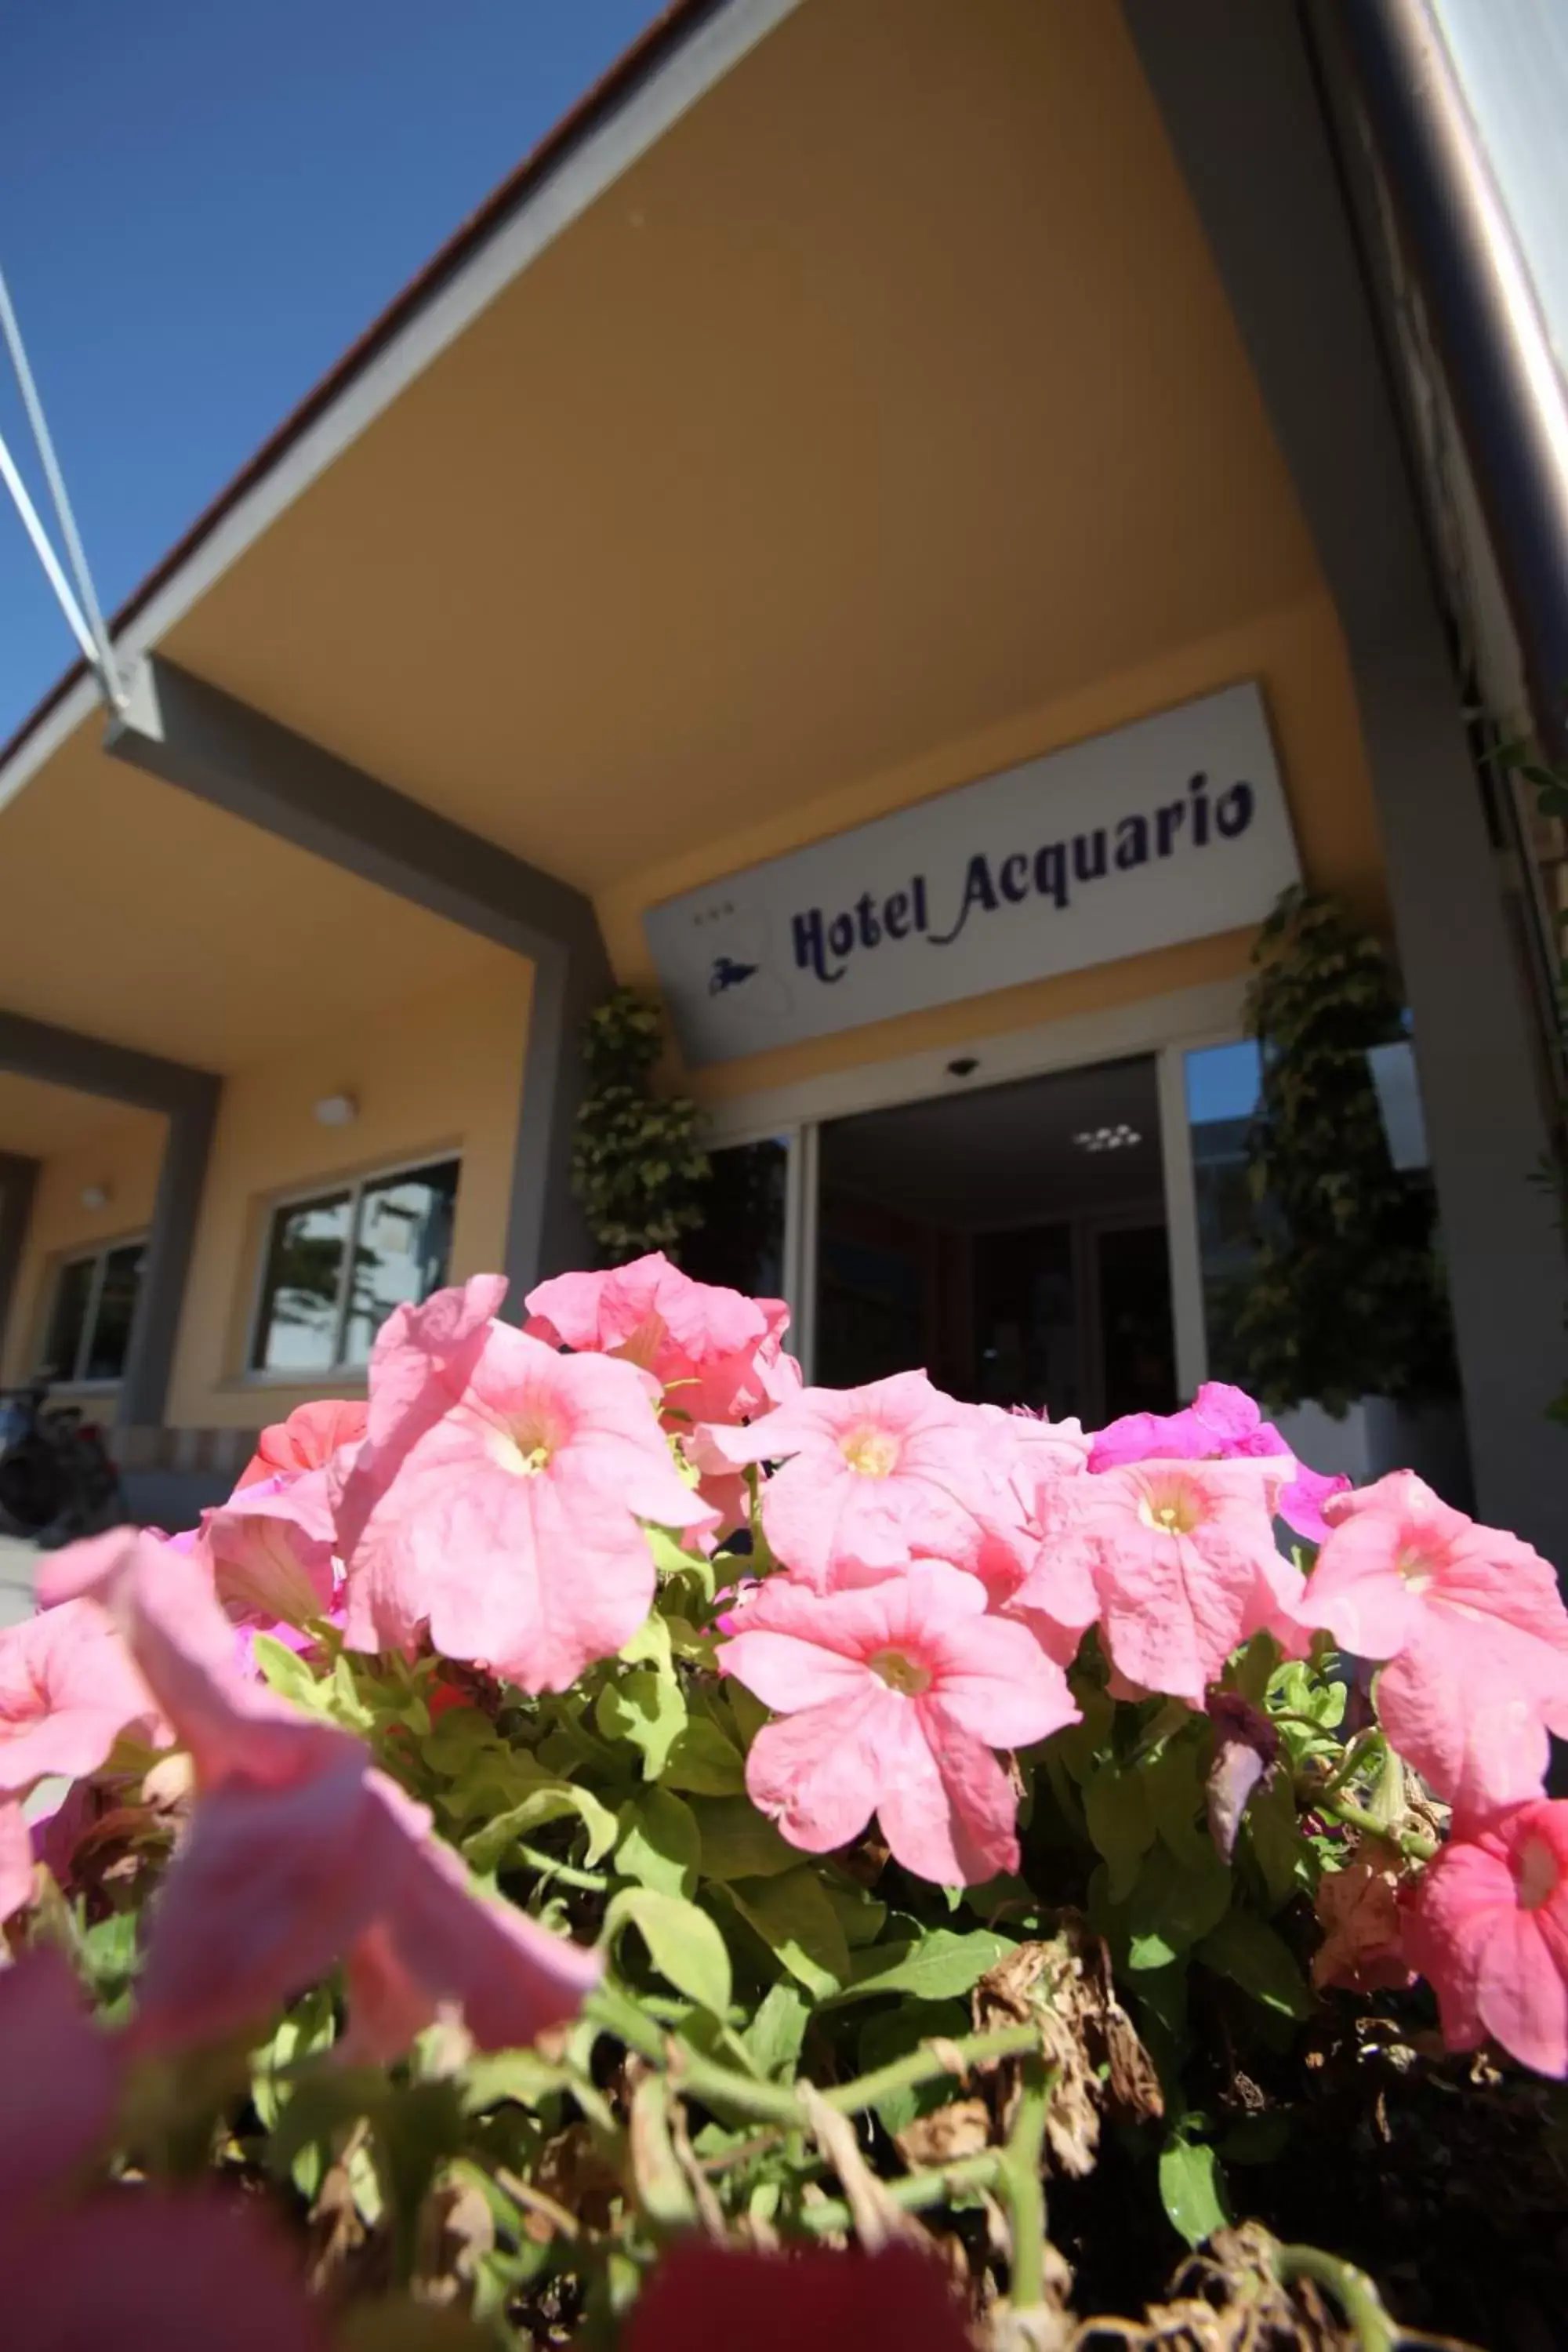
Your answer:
[80,1183,110,1210]
[313,1093,358,1129]
[1072,1123,1142,1153]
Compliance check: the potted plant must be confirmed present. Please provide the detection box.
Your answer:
[1227,885,1465,1492]
[572,987,710,1266]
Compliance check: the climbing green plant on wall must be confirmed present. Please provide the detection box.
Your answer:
[572,988,710,1265]
[1229,886,1457,1417]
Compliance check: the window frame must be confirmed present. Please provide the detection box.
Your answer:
[35,1233,150,1389]
[245,1151,462,1384]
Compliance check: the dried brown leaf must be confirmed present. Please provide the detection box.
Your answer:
[895,2097,993,2167]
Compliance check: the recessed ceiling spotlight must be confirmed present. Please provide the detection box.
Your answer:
[1073,1123,1143,1153]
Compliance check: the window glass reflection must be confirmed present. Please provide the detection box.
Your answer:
[682,1139,788,1301]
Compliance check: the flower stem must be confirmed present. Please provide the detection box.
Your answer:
[663,2024,1042,2131]
[514,1842,611,1892]
[1311,1791,1437,1863]
[999,2056,1054,2309]
[1271,2241,1398,2351]
[797,2151,1005,2234]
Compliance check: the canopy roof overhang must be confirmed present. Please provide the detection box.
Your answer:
[0,0,1335,1096]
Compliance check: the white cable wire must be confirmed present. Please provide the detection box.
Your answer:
[0,265,124,706]
[0,420,97,666]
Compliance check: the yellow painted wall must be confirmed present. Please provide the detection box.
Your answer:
[600,590,1385,1105]
[2,1108,167,1386]
[167,954,532,1430]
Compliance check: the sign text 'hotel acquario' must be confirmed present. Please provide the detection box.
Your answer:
[644,683,1301,1067]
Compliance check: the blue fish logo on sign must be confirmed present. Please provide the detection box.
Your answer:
[708,953,759,996]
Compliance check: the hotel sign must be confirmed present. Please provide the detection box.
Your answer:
[644,682,1301,1067]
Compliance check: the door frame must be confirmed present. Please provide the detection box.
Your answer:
[698,973,1249,1390]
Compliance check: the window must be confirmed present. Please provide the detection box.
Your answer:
[38,1239,147,1385]
[250,1157,460,1376]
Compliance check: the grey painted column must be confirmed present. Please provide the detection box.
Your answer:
[107,655,611,1295]
[118,1085,220,1432]
[1123,0,1568,1565]
[0,1152,39,1370]
[0,1011,222,1430]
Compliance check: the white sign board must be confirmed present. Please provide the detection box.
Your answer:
[645,682,1300,1067]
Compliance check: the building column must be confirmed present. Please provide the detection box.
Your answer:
[1123,0,1568,1565]
[0,1011,221,1431]
[0,1152,39,1373]
[117,1083,220,1431]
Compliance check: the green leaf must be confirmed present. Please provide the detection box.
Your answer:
[659,1717,746,1796]
[1159,2133,1230,2249]
[1196,1909,1316,2020]
[691,1794,798,1882]
[619,1611,675,1673]
[1240,1769,1312,1912]
[724,1681,771,1751]
[596,1666,688,1780]
[459,2050,572,2115]
[251,1633,322,1711]
[1142,1735,1213,1868]
[727,1868,852,1998]
[463,1781,619,1871]
[615,1789,701,1898]
[744,1980,811,2078]
[604,1889,733,2014]
[822,1875,887,1949]
[1123,1842,1232,1970]
[1083,1760,1155,1902]
[827,1926,1012,2008]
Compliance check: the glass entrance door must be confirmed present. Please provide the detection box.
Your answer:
[808,1056,1176,1425]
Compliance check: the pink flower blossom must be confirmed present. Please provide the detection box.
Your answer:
[695,1371,1010,1592]
[0,1947,330,2348]
[1403,1798,1568,2077]
[0,1798,33,1920]
[719,1559,1078,1885]
[334,1291,717,1691]
[38,1528,601,2059]
[235,1396,368,1490]
[200,1473,337,1629]
[1088,1381,1349,1546]
[1073,1460,1303,1704]
[0,1595,160,1795]
[526,1250,795,1428]
[1289,1472,1568,1814]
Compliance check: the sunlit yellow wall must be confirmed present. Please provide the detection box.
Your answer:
[167,954,532,1430]
[599,592,1384,1105]
[2,1109,167,1386]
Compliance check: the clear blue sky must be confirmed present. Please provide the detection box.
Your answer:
[0,0,660,743]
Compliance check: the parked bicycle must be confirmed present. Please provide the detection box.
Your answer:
[0,1381,125,1548]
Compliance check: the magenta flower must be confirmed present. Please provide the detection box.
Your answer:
[1403,1798,1568,2078]
[0,1798,32,1921]
[1073,1460,1304,1704]
[0,1595,161,1795]
[333,1283,717,1691]
[1088,1381,1349,1546]
[624,2241,971,2352]
[695,1371,1011,1591]
[526,1250,795,1428]
[1288,1472,1568,1814]
[719,1559,1078,1885]
[39,1528,601,2060]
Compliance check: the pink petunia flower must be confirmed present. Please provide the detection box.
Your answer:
[333,1286,717,1692]
[1073,1460,1303,1704]
[38,1528,602,2060]
[199,1472,338,1630]
[718,1559,1078,1885]
[1288,1472,1568,1815]
[0,1596,161,1795]
[234,1396,368,1491]
[525,1250,796,1428]
[1402,1798,1568,2077]
[694,1371,1011,1592]
[0,1944,332,2349]
[1089,1381,1349,1547]
[0,1798,32,1920]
